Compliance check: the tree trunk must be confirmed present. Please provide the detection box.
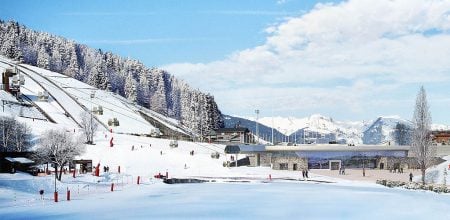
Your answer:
[421,164,426,185]
[58,165,64,181]
[54,165,58,181]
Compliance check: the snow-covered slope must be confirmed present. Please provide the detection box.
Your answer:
[0,56,192,136]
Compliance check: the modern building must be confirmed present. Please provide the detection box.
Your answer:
[210,127,253,144]
[0,152,35,174]
[432,131,450,145]
[224,144,421,171]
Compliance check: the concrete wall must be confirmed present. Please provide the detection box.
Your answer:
[248,153,307,171]
[377,157,419,170]
[248,153,271,167]
[436,144,450,157]
[271,156,308,171]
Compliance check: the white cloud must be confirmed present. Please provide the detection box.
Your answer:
[163,0,450,121]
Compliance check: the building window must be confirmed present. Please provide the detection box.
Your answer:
[279,163,288,170]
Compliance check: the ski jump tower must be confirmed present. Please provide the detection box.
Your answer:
[2,66,24,98]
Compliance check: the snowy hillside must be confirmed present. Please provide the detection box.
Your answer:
[0,20,224,135]
[0,56,192,137]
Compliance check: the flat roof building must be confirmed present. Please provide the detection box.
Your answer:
[225,144,416,171]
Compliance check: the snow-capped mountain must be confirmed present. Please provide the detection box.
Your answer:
[258,114,367,144]
[233,114,449,145]
[362,116,411,145]
[225,114,367,144]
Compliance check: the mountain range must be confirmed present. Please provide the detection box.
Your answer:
[225,114,450,145]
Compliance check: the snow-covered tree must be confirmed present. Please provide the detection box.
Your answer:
[80,111,99,145]
[124,73,137,103]
[411,86,436,185]
[0,20,225,134]
[36,46,50,69]
[34,129,84,181]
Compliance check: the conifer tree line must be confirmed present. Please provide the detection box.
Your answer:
[0,20,224,134]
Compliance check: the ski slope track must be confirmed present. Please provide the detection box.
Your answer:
[0,56,191,136]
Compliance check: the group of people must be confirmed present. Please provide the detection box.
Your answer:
[339,167,346,175]
[390,167,404,173]
[189,150,195,156]
[301,169,309,179]
[131,144,152,151]
[103,166,110,172]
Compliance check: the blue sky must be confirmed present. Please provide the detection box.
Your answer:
[1,0,330,65]
[2,0,450,124]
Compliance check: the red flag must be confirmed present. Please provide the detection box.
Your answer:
[110,137,114,147]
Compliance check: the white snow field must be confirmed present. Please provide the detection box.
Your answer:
[1,174,450,219]
[1,133,450,219]
[1,56,450,219]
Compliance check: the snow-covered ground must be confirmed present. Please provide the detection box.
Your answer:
[1,56,450,219]
[1,172,450,219]
[1,130,450,219]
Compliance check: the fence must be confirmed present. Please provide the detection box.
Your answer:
[1,173,157,208]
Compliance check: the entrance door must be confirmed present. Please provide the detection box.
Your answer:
[293,164,298,171]
[329,160,341,170]
[380,163,384,170]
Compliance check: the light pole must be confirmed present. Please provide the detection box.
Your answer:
[90,91,95,144]
[271,115,274,145]
[255,109,259,144]
[277,127,280,144]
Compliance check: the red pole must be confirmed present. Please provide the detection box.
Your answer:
[54,192,58,202]
[67,189,70,201]
[95,163,100,177]
[137,176,140,185]
[118,166,120,174]
[111,183,114,192]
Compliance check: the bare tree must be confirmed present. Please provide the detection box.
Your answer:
[34,129,85,181]
[411,86,435,185]
[13,121,33,152]
[0,117,15,152]
[80,111,98,145]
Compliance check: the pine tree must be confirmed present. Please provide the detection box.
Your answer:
[0,20,225,133]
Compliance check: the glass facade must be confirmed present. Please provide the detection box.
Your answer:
[294,150,408,169]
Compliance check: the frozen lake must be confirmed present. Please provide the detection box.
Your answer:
[2,181,450,219]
